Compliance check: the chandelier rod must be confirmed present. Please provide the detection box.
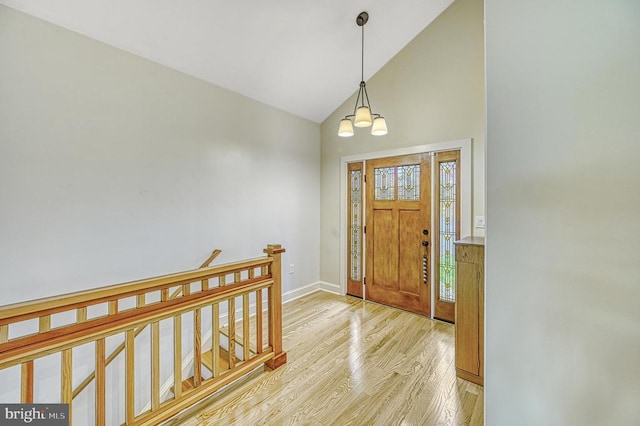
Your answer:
[361,22,365,83]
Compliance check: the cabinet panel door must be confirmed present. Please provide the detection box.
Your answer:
[455,260,479,375]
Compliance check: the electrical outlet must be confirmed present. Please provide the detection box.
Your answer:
[475,216,485,228]
[289,264,295,274]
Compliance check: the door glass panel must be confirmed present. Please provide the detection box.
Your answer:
[374,167,395,200]
[439,161,457,302]
[350,170,362,281]
[397,164,420,201]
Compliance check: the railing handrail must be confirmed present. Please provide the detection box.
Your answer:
[0,256,271,323]
[199,249,222,269]
[0,277,273,369]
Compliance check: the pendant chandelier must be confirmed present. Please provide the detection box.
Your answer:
[338,11,388,137]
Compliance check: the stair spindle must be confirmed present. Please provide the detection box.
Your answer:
[61,349,73,425]
[212,303,220,377]
[21,361,33,403]
[95,338,106,426]
[193,309,202,387]
[228,298,235,369]
[243,294,250,361]
[151,321,160,411]
[173,314,182,399]
[256,289,263,354]
[125,330,135,424]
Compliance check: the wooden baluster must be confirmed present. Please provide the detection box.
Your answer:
[161,288,169,302]
[267,285,273,357]
[261,265,268,277]
[228,298,235,369]
[249,268,255,280]
[39,315,51,332]
[256,289,263,354]
[0,324,8,343]
[193,309,202,388]
[125,330,135,424]
[77,307,87,323]
[173,315,182,399]
[21,361,34,403]
[264,244,287,369]
[202,278,209,291]
[151,321,160,411]
[61,349,73,426]
[243,294,250,361]
[108,300,118,315]
[137,294,146,308]
[219,275,226,287]
[95,338,106,426]
[182,283,191,296]
[234,272,241,283]
[212,303,220,377]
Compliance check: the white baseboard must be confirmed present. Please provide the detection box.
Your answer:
[282,281,342,303]
[317,281,341,295]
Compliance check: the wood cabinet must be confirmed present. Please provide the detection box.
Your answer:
[454,237,484,386]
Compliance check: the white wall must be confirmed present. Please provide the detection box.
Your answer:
[319,0,485,286]
[0,4,320,306]
[486,1,640,424]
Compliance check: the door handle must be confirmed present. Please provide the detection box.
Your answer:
[423,255,428,283]
[422,235,429,283]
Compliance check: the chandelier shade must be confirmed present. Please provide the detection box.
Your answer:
[338,118,355,137]
[354,106,372,127]
[371,116,388,136]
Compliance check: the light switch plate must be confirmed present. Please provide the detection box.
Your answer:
[475,216,485,228]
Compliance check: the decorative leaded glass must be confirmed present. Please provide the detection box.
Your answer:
[350,170,362,281]
[439,161,457,303]
[397,164,420,201]
[374,167,395,200]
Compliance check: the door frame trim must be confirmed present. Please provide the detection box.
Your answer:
[339,138,472,318]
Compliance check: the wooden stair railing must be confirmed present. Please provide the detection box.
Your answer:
[171,315,261,395]
[71,249,223,399]
[0,244,287,426]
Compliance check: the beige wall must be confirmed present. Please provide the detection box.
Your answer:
[486,0,640,424]
[0,4,321,305]
[319,0,485,286]
[0,5,322,420]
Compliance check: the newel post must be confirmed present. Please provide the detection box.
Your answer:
[264,243,287,369]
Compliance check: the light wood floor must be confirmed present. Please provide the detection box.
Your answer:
[165,291,484,425]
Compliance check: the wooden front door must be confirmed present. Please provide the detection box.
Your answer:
[365,153,431,316]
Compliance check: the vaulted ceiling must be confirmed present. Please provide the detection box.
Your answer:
[0,0,454,123]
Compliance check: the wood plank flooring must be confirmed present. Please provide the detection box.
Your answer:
[165,291,484,425]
